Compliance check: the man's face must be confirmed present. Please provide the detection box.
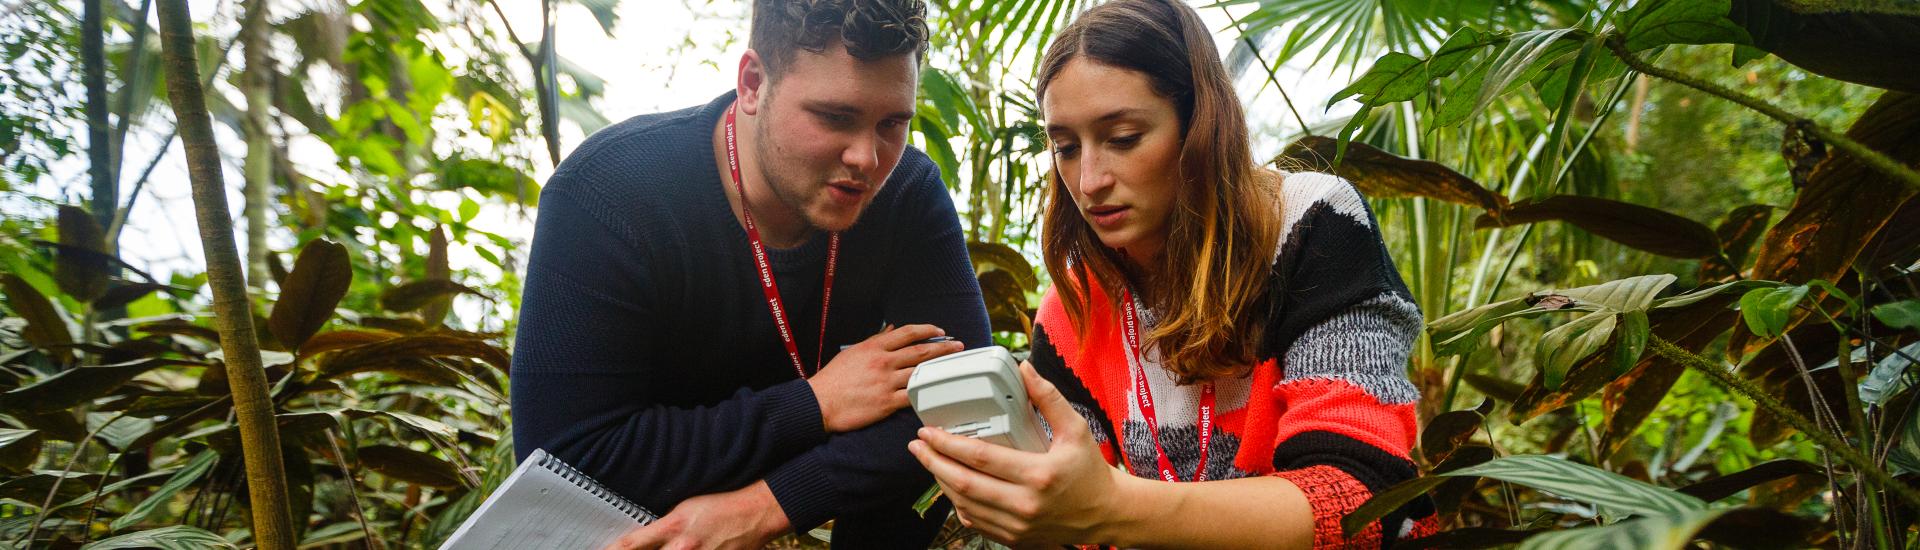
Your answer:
[749,47,917,233]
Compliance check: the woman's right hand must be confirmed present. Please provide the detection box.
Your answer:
[908,362,1129,547]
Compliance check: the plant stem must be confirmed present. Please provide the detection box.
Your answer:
[154,0,296,547]
[1650,337,1920,511]
[1606,39,1920,193]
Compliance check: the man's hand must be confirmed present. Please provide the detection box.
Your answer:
[808,324,964,433]
[602,481,789,550]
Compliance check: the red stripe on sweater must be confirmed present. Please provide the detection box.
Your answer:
[1269,378,1419,463]
[1272,464,1383,550]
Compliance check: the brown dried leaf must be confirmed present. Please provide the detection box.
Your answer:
[1277,136,1507,213]
[268,240,353,350]
[380,279,483,314]
[1,274,74,364]
[1476,195,1720,258]
[357,444,464,489]
[422,226,452,323]
[317,333,508,380]
[1736,91,1920,360]
[54,205,110,302]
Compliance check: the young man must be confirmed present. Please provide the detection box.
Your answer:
[509,0,987,547]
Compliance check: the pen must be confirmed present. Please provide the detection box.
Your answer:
[840,335,956,351]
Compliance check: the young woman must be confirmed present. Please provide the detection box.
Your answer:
[905,1,1436,548]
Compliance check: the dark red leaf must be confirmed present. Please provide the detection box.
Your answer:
[1277,136,1507,213]
[1476,195,1720,258]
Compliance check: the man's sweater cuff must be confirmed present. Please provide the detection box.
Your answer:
[762,378,830,455]
[764,450,843,532]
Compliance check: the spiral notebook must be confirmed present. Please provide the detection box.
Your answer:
[439,449,658,550]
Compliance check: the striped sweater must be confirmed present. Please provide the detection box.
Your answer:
[1029,172,1438,548]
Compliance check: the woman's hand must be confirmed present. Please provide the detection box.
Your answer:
[907,362,1130,547]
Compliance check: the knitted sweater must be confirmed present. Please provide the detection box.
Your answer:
[1029,172,1437,548]
[510,91,990,537]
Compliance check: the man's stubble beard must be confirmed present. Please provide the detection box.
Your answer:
[753,109,878,234]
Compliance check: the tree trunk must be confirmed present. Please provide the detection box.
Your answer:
[242,0,274,288]
[83,0,115,241]
[153,1,297,548]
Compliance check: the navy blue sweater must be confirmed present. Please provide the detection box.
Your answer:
[510,91,990,532]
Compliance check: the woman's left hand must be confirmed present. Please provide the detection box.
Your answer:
[907,362,1130,547]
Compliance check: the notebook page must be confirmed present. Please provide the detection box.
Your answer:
[440,450,648,550]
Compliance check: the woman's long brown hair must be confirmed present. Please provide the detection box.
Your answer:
[1037,0,1282,383]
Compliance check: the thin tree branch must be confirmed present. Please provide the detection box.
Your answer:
[107,35,239,245]
[1607,38,1920,193]
[1218,6,1312,137]
[484,0,538,62]
[154,0,296,546]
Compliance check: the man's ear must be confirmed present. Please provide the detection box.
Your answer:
[737,50,769,116]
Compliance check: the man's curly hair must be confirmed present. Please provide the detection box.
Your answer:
[750,0,929,79]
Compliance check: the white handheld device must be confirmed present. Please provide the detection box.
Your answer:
[907,346,1050,452]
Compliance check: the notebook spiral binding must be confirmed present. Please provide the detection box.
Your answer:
[536,453,657,523]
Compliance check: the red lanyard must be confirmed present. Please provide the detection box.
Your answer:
[726,102,837,379]
[1121,291,1214,482]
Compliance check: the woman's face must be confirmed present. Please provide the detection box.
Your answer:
[1042,58,1184,264]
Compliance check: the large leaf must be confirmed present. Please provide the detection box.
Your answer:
[438,158,540,206]
[1430,294,1590,358]
[0,358,198,413]
[1859,340,1920,405]
[0,428,42,473]
[1277,136,1507,213]
[1520,298,1738,423]
[1617,0,1754,51]
[81,525,236,549]
[1322,28,1512,154]
[1871,300,1920,330]
[0,471,102,503]
[1462,29,1583,127]
[1889,382,1920,475]
[1738,92,1920,358]
[1328,52,1427,107]
[92,282,176,310]
[357,444,464,488]
[1476,196,1720,258]
[1738,285,1808,339]
[967,242,1038,293]
[1518,509,1729,550]
[422,225,452,323]
[1537,311,1619,390]
[1555,274,1679,313]
[1342,455,1706,536]
[1714,205,1773,268]
[295,329,403,363]
[268,239,353,350]
[1675,459,1820,502]
[316,333,508,379]
[1729,0,1920,93]
[1651,279,1780,310]
[1420,400,1492,462]
[1,274,74,363]
[1513,507,1804,550]
[112,450,217,531]
[1598,355,1685,455]
[1427,296,1530,356]
[55,205,112,302]
[380,279,482,314]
